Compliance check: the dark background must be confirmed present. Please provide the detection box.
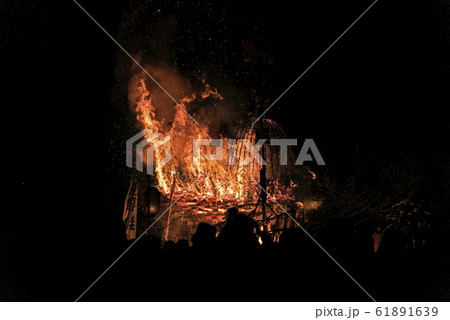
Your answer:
[1,0,449,301]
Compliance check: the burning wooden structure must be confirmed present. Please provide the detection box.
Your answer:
[124,72,319,242]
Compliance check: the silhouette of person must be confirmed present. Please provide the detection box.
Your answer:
[191,223,217,249]
[217,207,258,249]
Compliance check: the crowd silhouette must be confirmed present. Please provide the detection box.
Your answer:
[73,205,442,302]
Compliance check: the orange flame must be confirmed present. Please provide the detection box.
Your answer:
[132,74,259,204]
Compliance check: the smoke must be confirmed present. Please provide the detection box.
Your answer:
[128,65,192,129]
[127,63,247,140]
[115,2,249,138]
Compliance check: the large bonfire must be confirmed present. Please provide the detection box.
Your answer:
[127,67,317,240]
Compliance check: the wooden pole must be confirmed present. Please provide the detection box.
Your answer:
[260,143,267,231]
[164,173,177,241]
